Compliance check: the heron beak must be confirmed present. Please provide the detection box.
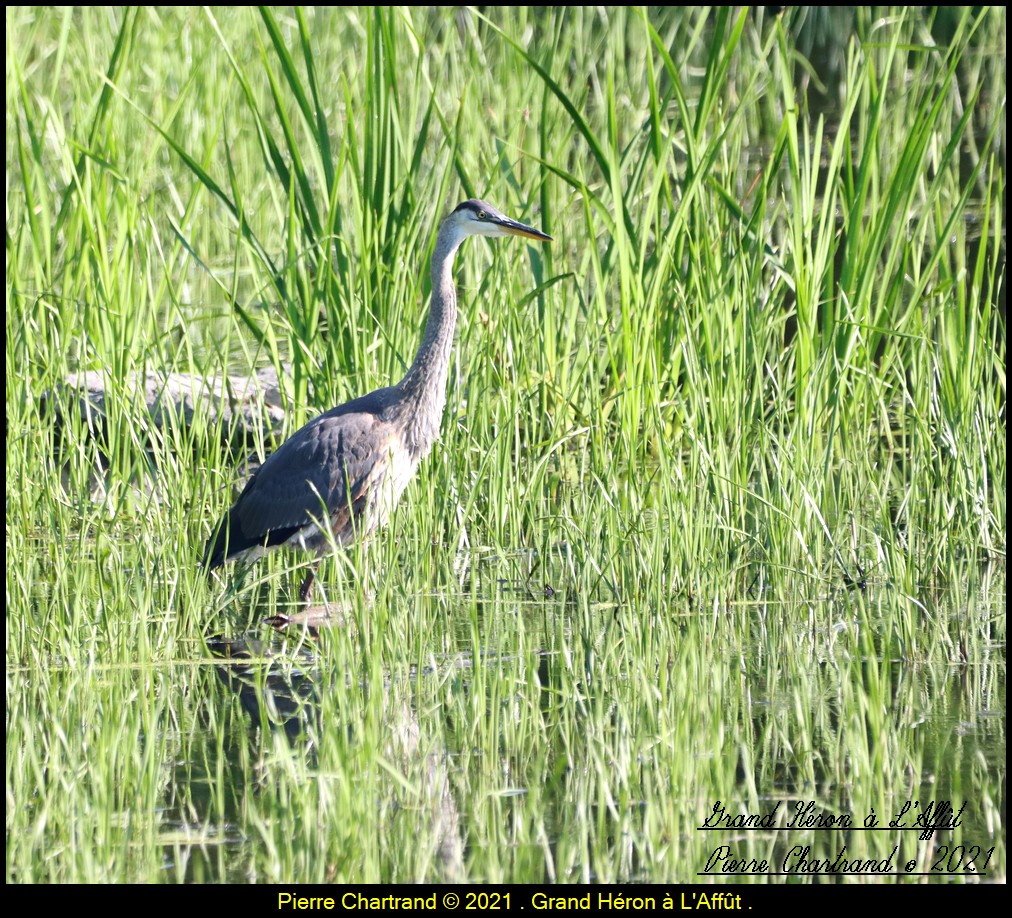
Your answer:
[497,216,553,242]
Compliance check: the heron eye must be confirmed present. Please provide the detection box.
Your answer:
[477,211,487,219]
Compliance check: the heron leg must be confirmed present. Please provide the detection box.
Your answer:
[298,564,319,605]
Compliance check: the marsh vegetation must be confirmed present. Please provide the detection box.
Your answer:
[6,7,1005,883]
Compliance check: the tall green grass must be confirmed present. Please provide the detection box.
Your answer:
[6,6,1005,883]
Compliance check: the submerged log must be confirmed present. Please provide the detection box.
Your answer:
[44,366,291,446]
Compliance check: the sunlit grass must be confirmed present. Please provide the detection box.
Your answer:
[6,6,1005,883]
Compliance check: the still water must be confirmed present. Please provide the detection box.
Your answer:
[157,554,1005,883]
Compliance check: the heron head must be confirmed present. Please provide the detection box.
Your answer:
[449,199,553,242]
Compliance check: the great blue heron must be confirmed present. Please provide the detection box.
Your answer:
[203,199,552,604]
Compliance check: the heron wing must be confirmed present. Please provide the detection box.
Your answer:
[204,403,400,567]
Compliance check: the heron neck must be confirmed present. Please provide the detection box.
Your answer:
[396,226,463,457]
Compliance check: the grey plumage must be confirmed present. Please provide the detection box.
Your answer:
[203,199,552,602]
